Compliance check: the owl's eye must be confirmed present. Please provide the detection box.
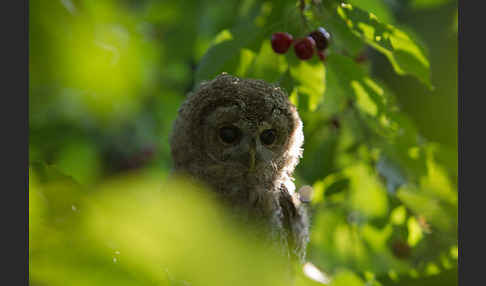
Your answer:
[260,129,277,145]
[219,126,241,144]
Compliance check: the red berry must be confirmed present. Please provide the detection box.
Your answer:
[309,27,331,51]
[294,37,316,60]
[271,32,293,54]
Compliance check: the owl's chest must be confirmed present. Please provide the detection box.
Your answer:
[221,180,279,213]
[216,181,306,261]
[219,183,287,234]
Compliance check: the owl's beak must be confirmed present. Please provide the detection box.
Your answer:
[248,146,256,172]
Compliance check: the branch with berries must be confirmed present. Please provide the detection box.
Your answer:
[270,27,331,62]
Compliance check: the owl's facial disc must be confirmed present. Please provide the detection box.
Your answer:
[204,105,290,174]
[218,126,277,172]
[170,74,304,189]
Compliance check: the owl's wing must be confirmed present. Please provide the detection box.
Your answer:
[278,185,310,264]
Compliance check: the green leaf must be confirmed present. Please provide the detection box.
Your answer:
[397,186,456,233]
[376,113,428,184]
[289,59,326,112]
[347,0,394,24]
[346,163,389,219]
[325,177,351,198]
[336,3,432,88]
[330,270,366,286]
[276,69,295,96]
[245,41,288,82]
[315,10,365,57]
[194,23,266,85]
[410,0,453,10]
[325,53,387,116]
[378,267,457,286]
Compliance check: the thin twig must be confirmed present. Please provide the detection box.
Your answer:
[299,0,311,31]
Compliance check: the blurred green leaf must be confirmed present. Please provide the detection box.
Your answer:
[245,41,288,81]
[30,171,291,286]
[410,0,454,10]
[325,53,387,117]
[54,140,102,185]
[347,0,394,24]
[289,59,326,111]
[336,3,432,88]
[397,186,455,233]
[195,23,266,84]
[346,163,389,219]
[330,270,365,286]
[378,267,457,286]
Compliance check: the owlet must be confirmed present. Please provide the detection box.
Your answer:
[170,73,310,263]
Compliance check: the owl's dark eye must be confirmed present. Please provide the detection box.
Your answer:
[260,129,277,145]
[219,126,241,144]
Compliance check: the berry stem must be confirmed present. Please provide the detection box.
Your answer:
[299,0,311,31]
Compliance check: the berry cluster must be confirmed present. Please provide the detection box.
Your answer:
[271,27,331,61]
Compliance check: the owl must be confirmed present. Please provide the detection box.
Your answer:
[170,73,310,263]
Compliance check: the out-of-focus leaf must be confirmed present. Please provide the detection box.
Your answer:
[336,3,432,88]
[82,175,289,286]
[30,172,291,286]
[375,113,428,187]
[421,146,458,206]
[325,178,351,198]
[390,143,456,234]
[235,48,257,77]
[276,69,295,97]
[346,164,389,219]
[378,267,457,286]
[396,186,455,233]
[410,0,453,10]
[245,41,288,82]
[195,23,266,84]
[54,140,102,185]
[28,163,85,225]
[347,0,394,25]
[289,59,326,111]
[390,206,407,226]
[361,223,393,252]
[299,126,339,183]
[325,54,388,117]
[407,216,424,247]
[29,168,45,253]
[330,270,365,286]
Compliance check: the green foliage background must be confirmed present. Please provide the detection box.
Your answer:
[29,0,457,285]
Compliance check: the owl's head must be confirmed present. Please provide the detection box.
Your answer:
[170,73,303,191]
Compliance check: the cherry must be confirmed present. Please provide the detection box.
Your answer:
[271,32,293,54]
[309,27,331,51]
[294,37,316,60]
